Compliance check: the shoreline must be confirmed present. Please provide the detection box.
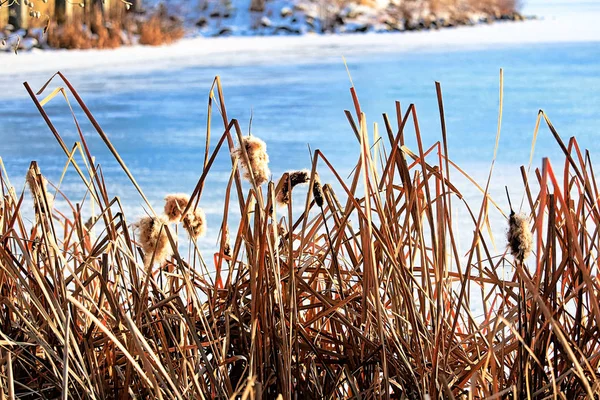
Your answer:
[2,11,599,78]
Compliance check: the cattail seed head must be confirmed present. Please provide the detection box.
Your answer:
[507,212,532,263]
[313,175,324,208]
[164,193,190,223]
[276,170,310,206]
[136,215,171,266]
[26,164,53,218]
[183,208,207,240]
[234,136,270,186]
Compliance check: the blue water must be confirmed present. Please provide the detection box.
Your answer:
[1,36,599,248]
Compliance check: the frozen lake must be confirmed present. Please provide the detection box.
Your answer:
[0,0,598,251]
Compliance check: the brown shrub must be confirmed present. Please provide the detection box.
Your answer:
[468,0,518,14]
[138,15,184,46]
[46,8,122,50]
[47,21,93,50]
[46,6,183,50]
[47,22,122,49]
[90,8,123,49]
[496,0,520,13]
[249,0,265,12]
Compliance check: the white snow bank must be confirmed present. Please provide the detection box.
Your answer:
[0,1,598,81]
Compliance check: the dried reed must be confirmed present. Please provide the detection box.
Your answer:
[276,169,310,206]
[0,72,597,399]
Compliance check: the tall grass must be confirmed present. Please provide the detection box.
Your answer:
[46,5,183,49]
[0,71,598,399]
[47,7,123,50]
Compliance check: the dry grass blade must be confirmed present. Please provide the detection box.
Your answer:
[0,70,597,399]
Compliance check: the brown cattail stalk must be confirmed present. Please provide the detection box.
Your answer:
[234,136,270,186]
[136,215,171,266]
[276,170,310,206]
[164,193,190,223]
[313,174,324,208]
[506,186,531,396]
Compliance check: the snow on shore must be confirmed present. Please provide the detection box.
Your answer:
[1,1,598,78]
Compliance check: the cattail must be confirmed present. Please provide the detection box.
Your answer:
[313,174,324,208]
[276,170,310,206]
[164,193,190,223]
[507,212,532,263]
[505,187,532,263]
[183,208,207,240]
[136,215,171,265]
[234,136,270,186]
[26,164,53,216]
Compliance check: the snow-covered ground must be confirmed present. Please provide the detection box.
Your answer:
[150,0,502,37]
[0,0,598,77]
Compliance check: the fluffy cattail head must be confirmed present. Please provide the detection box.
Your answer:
[313,175,324,208]
[136,215,171,266]
[276,170,310,206]
[234,136,270,186]
[183,208,207,240]
[507,212,532,263]
[164,193,190,223]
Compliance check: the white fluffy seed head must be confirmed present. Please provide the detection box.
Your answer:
[136,215,171,266]
[507,212,532,262]
[234,136,270,186]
